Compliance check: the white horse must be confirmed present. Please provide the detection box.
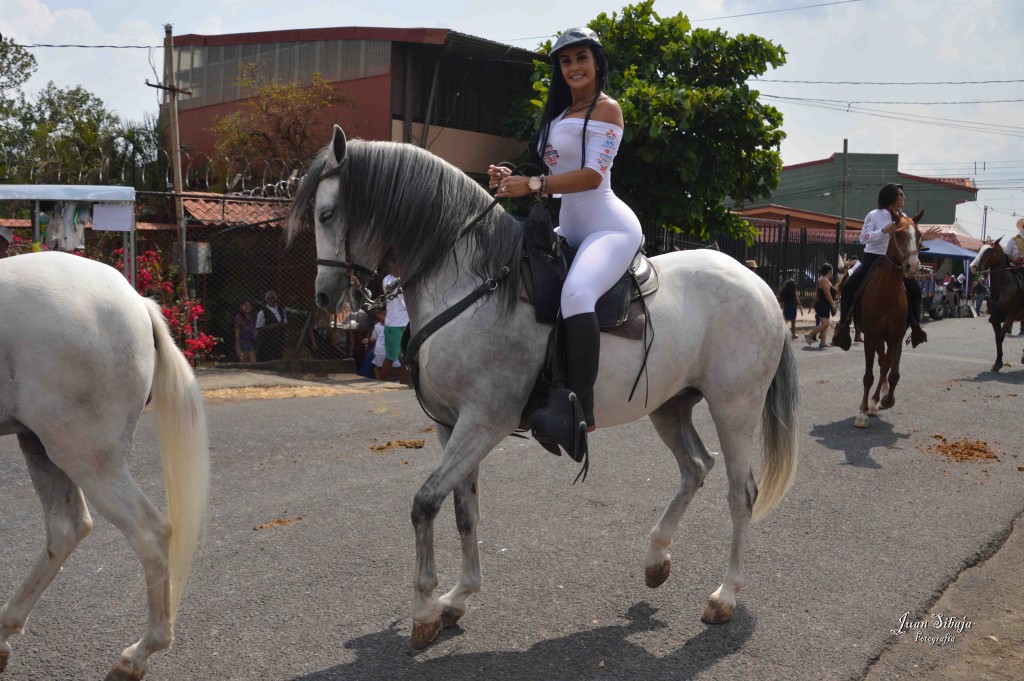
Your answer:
[0,252,210,681]
[288,125,799,649]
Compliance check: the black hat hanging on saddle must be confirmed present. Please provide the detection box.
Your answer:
[549,26,602,59]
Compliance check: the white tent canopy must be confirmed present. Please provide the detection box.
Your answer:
[0,184,135,202]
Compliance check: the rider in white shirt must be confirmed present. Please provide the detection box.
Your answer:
[833,184,941,350]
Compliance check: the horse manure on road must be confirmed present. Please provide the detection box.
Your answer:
[372,440,423,450]
[926,435,999,462]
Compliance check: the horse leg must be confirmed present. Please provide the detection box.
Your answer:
[869,342,889,416]
[991,318,1005,372]
[881,342,903,410]
[644,392,715,589]
[856,340,876,428]
[68,464,173,681]
[437,422,481,628]
[410,415,508,649]
[0,433,94,675]
[702,398,761,624]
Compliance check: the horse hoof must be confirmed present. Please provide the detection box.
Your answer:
[104,658,146,681]
[441,606,465,629]
[0,649,9,674]
[645,558,671,588]
[701,599,734,625]
[881,398,895,410]
[992,363,1002,373]
[411,617,443,649]
[854,415,868,428]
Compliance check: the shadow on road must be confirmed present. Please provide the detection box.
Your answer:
[960,367,1024,385]
[291,601,755,680]
[809,417,913,470]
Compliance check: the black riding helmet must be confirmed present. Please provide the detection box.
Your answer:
[549,26,602,59]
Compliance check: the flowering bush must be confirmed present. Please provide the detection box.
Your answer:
[100,247,220,364]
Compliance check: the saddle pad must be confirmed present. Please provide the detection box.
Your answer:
[521,253,660,340]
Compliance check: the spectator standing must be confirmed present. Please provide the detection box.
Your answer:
[973,277,990,316]
[777,278,804,340]
[805,263,836,349]
[381,262,410,384]
[256,291,288,361]
[308,306,345,359]
[233,299,258,363]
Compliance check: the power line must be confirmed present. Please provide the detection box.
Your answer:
[692,0,862,22]
[760,94,1024,105]
[18,43,158,49]
[754,78,1024,85]
[501,0,863,42]
[762,95,1024,137]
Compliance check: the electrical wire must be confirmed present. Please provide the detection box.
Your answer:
[754,78,1024,85]
[761,94,1024,105]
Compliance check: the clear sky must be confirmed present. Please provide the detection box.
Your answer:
[4,0,1022,238]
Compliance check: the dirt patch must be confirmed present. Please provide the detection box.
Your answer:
[371,439,425,452]
[254,515,304,530]
[926,435,999,463]
[204,385,357,402]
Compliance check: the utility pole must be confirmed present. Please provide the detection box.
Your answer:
[152,24,189,291]
[981,205,988,242]
[839,138,849,247]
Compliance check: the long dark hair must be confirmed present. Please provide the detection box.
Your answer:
[877,183,903,209]
[530,42,609,173]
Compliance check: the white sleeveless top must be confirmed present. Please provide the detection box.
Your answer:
[541,113,641,248]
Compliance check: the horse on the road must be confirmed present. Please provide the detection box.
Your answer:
[288,125,799,649]
[0,252,210,681]
[853,210,924,427]
[970,238,1024,372]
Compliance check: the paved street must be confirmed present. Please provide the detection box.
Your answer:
[1,315,1022,680]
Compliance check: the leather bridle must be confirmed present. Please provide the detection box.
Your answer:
[886,213,919,268]
[311,163,380,307]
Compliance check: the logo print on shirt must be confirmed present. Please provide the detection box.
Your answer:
[543,144,559,168]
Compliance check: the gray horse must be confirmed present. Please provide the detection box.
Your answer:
[288,125,799,649]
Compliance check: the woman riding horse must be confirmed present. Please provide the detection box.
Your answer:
[970,234,1024,371]
[833,184,941,351]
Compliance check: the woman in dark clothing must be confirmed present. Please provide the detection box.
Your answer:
[805,264,836,349]
[778,278,804,340]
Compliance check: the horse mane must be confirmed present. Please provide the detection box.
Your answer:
[288,140,524,313]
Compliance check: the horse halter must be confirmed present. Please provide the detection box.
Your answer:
[886,215,919,267]
[312,163,379,306]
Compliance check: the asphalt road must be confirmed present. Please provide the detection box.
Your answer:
[1,315,1023,681]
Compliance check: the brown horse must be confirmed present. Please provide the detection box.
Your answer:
[855,211,924,428]
[970,238,1024,371]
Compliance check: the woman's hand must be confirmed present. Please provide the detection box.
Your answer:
[495,175,531,198]
[921,226,944,241]
[487,165,512,191]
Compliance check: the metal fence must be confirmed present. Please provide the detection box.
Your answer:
[654,217,864,302]
[5,199,868,365]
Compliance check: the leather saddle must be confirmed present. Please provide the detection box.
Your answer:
[519,203,660,340]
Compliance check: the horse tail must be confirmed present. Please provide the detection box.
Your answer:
[752,339,799,522]
[144,298,211,623]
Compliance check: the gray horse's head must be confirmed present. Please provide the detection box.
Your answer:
[288,124,526,315]
[289,125,383,313]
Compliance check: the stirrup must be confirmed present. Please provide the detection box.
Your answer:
[909,326,927,348]
[832,322,852,351]
[530,388,590,482]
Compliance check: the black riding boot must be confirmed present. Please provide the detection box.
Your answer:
[564,312,600,428]
[832,283,854,351]
[905,278,927,347]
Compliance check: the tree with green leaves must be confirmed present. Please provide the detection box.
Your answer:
[513,1,786,241]
[212,63,350,188]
